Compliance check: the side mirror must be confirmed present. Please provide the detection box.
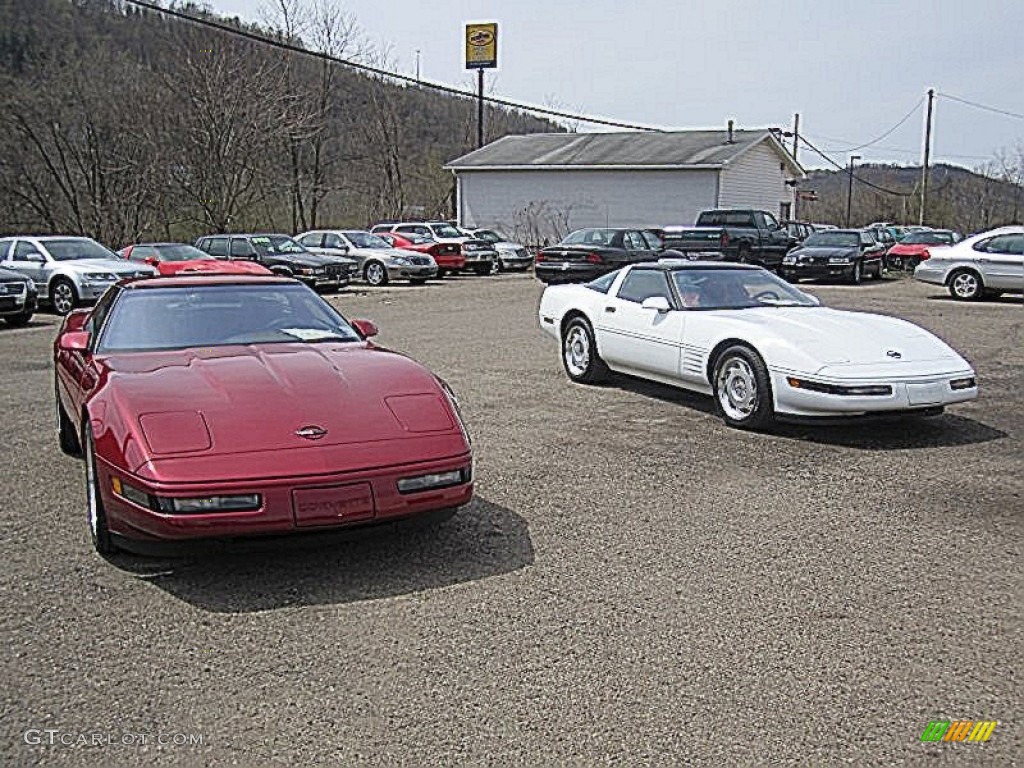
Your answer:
[59,330,90,351]
[640,296,672,313]
[351,319,378,338]
[23,252,45,263]
[63,309,91,333]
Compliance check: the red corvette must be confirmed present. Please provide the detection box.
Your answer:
[380,233,466,277]
[54,275,473,554]
[118,243,272,276]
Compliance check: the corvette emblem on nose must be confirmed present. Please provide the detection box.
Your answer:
[886,350,902,359]
[295,425,328,440]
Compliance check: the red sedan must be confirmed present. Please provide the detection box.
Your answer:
[54,275,473,554]
[885,230,958,270]
[380,233,466,277]
[118,243,272,276]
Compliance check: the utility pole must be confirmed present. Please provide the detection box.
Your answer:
[791,113,800,221]
[846,155,861,228]
[477,69,485,149]
[791,113,800,162]
[415,49,421,83]
[919,88,935,225]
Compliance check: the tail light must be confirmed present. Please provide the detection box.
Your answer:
[721,231,730,247]
[920,248,931,261]
[535,251,546,262]
[585,253,603,264]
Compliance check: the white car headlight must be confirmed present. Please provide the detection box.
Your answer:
[391,257,411,266]
[84,272,118,281]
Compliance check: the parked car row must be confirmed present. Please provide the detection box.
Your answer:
[913,225,1023,301]
[0,221,539,317]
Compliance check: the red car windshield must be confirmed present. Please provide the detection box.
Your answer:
[97,284,361,352]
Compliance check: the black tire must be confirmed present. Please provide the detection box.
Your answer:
[49,277,78,316]
[436,268,447,279]
[83,421,116,555]
[364,261,388,286]
[948,269,983,301]
[4,310,32,327]
[873,260,884,280]
[711,345,775,430]
[905,256,920,271]
[736,245,752,264]
[561,316,608,384]
[848,260,863,285]
[409,278,428,285]
[473,264,491,276]
[56,384,82,457]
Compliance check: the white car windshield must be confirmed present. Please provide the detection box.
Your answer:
[44,238,118,261]
[429,224,462,238]
[672,268,818,310]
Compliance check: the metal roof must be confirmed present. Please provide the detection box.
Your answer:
[446,130,804,174]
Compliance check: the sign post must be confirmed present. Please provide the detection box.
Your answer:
[465,23,498,149]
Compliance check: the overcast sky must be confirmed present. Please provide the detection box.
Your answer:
[209,0,1024,171]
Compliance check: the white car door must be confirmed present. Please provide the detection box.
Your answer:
[974,233,1024,290]
[594,267,685,380]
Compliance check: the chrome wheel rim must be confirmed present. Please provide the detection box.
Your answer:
[952,273,977,298]
[564,325,590,377]
[366,263,385,285]
[52,283,74,314]
[717,356,757,420]
[85,433,98,540]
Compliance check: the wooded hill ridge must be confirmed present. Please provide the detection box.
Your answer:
[0,0,559,245]
[797,162,1023,234]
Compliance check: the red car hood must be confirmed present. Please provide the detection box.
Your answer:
[96,343,466,477]
[157,260,271,276]
[888,243,930,256]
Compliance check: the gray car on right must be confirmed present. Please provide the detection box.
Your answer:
[914,225,1023,301]
[467,229,533,272]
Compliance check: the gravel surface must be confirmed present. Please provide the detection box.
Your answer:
[1,273,1020,766]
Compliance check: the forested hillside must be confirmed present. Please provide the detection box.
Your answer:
[0,0,559,244]
[796,161,1023,233]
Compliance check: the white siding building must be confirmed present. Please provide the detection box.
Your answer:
[445,130,804,244]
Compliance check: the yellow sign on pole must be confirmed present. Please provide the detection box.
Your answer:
[465,23,497,69]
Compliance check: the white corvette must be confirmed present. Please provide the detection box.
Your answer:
[538,262,978,429]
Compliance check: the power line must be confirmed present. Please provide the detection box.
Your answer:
[121,0,664,132]
[937,92,1024,121]
[797,136,913,197]
[838,98,923,152]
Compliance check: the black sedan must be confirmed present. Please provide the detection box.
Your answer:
[779,229,885,284]
[535,228,661,284]
[0,266,37,327]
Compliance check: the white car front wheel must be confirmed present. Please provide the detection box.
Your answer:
[712,346,775,430]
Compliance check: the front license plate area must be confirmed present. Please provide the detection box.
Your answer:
[907,382,945,405]
[293,483,375,528]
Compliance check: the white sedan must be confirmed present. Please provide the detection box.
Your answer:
[913,225,1023,301]
[538,262,978,429]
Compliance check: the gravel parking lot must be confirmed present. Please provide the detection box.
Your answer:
[1,273,1021,766]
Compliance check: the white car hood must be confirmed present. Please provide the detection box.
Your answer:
[64,258,155,275]
[692,307,964,369]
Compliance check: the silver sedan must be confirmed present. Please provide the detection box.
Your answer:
[297,230,437,286]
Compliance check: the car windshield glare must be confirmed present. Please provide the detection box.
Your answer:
[562,229,617,246]
[251,236,307,255]
[901,232,952,245]
[154,244,214,262]
[345,232,391,249]
[672,268,818,310]
[430,224,462,238]
[803,232,860,248]
[44,238,118,261]
[98,284,361,352]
